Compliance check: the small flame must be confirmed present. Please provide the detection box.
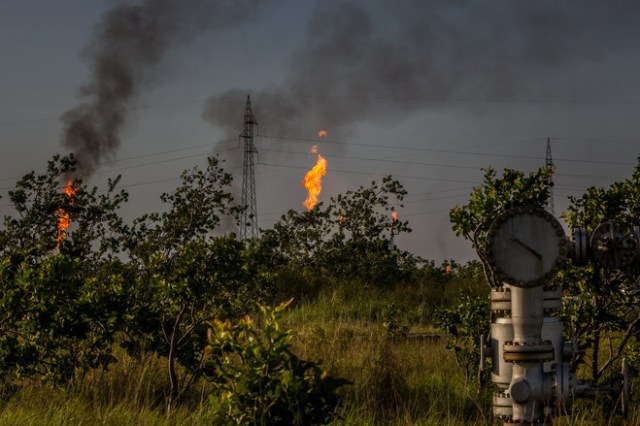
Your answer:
[303,146,327,210]
[318,130,327,138]
[56,210,71,245]
[445,263,452,274]
[57,181,76,248]
[63,181,76,198]
[392,211,398,222]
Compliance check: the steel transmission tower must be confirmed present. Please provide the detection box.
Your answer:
[545,137,555,216]
[239,95,258,240]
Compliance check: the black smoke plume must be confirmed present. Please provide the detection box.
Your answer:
[61,0,269,176]
[203,0,640,139]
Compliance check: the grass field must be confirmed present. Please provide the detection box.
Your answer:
[0,282,637,425]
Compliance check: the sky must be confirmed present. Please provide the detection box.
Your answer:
[2,0,640,262]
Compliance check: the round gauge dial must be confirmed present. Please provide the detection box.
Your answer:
[487,207,567,288]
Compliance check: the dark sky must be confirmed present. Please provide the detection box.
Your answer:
[2,0,640,261]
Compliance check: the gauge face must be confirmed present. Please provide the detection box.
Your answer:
[487,207,567,288]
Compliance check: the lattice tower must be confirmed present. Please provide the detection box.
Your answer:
[545,137,555,216]
[239,95,258,240]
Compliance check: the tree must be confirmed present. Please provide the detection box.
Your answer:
[257,176,418,289]
[132,237,270,412]
[0,154,128,261]
[0,154,130,386]
[560,156,640,382]
[330,176,410,246]
[123,156,271,412]
[0,253,128,386]
[126,156,239,264]
[449,166,552,287]
[325,176,415,286]
[257,205,334,271]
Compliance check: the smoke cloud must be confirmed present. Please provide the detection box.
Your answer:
[61,0,270,176]
[203,0,640,139]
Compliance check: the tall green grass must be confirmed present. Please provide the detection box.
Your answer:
[0,279,636,425]
[0,348,215,426]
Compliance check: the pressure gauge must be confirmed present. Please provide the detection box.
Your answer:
[486,206,567,288]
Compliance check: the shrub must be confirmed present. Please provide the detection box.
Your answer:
[434,293,490,383]
[204,300,350,425]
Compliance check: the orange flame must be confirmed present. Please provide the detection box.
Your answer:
[57,181,76,248]
[303,145,327,210]
[392,211,398,222]
[445,263,452,274]
[63,180,76,197]
[318,130,327,138]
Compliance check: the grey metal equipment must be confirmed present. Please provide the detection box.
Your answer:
[484,206,634,424]
[590,222,640,269]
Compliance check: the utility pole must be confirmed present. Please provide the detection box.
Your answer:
[239,95,258,240]
[545,137,555,216]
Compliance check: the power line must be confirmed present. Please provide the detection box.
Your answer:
[0,140,239,184]
[1,144,627,193]
[404,191,473,205]
[256,145,633,183]
[405,185,474,199]
[119,176,181,190]
[258,147,482,171]
[258,134,637,168]
[257,161,481,184]
[233,92,640,106]
[96,138,237,167]
[392,208,453,219]
[552,137,640,147]
[96,149,235,175]
[556,172,630,180]
[1,124,634,204]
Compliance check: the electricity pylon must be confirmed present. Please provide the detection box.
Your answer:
[239,95,258,240]
[545,137,555,216]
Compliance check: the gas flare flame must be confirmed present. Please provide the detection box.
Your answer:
[303,145,327,210]
[392,211,398,222]
[56,181,76,248]
[318,130,327,138]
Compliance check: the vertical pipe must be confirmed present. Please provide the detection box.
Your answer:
[507,285,550,424]
[511,286,544,344]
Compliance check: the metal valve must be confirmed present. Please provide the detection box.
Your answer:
[485,208,634,424]
[590,222,640,269]
[570,222,640,268]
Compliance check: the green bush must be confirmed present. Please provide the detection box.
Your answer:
[0,252,124,386]
[204,300,351,425]
[434,293,490,383]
